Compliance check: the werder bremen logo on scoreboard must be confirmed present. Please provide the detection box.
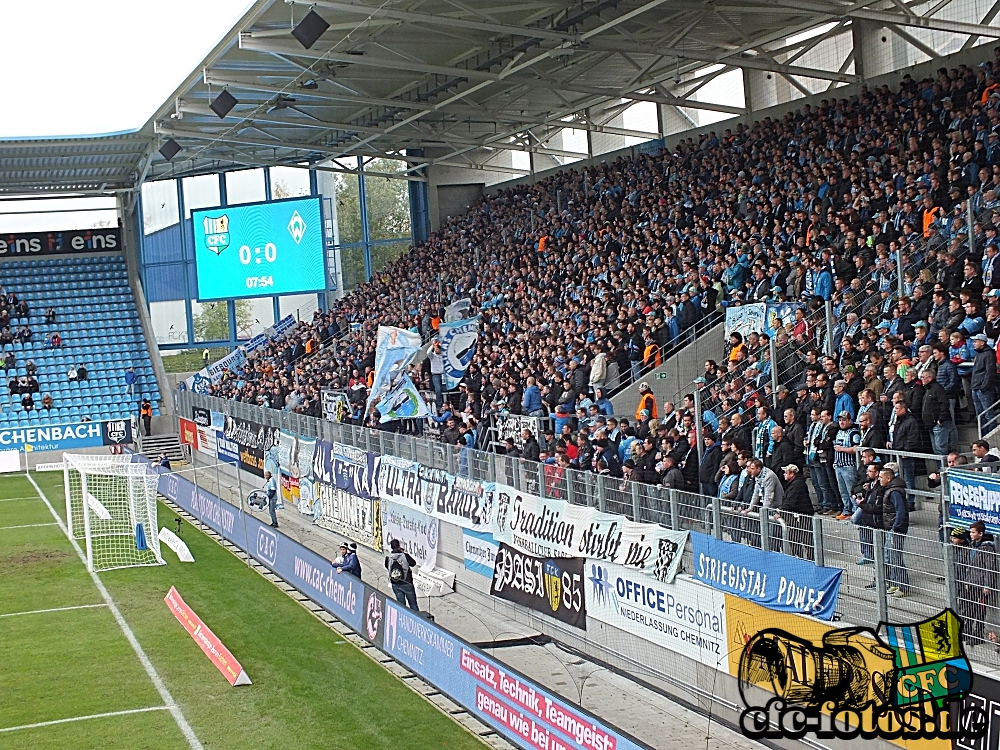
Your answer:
[203,215,230,255]
[287,210,307,244]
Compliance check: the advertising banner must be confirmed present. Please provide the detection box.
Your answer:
[437,316,480,389]
[296,436,317,515]
[164,586,251,686]
[491,483,686,583]
[192,407,212,427]
[382,601,647,750]
[463,529,499,578]
[366,325,429,423]
[947,469,1000,535]
[0,418,131,453]
[222,415,279,478]
[764,301,805,338]
[381,501,438,571]
[196,425,217,459]
[375,455,493,532]
[691,532,841,620]
[141,455,648,750]
[490,543,586,629]
[179,418,199,450]
[586,562,727,668]
[0,227,121,257]
[724,302,766,339]
[217,432,239,465]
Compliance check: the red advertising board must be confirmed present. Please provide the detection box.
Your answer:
[164,586,251,686]
[178,418,199,450]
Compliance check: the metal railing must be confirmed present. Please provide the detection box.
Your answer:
[174,387,1000,669]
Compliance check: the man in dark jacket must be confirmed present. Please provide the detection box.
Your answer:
[888,402,921,511]
[699,433,722,496]
[919,368,956,455]
[964,520,998,644]
[660,455,685,490]
[521,429,541,463]
[385,539,420,612]
[777,464,813,558]
[877,465,910,597]
[767,425,801,474]
[971,334,999,431]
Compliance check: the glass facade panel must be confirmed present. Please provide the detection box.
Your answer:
[371,240,410,275]
[317,163,362,244]
[191,299,230,343]
[149,300,188,346]
[338,245,366,293]
[363,158,412,241]
[270,166,311,199]
[183,174,221,218]
[225,169,266,205]
[236,297,275,340]
[141,180,179,235]
[279,294,318,321]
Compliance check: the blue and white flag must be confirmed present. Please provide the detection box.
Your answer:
[366,326,430,421]
[438,316,480,390]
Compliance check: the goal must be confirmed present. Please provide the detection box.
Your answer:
[63,453,165,572]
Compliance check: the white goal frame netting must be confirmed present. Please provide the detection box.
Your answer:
[63,453,164,572]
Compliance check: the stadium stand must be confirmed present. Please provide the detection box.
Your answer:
[210,52,1000,464]
[0,254,160,424]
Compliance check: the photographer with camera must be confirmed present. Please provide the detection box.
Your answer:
[385,539,420,612]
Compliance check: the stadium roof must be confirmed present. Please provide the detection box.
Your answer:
[5,0,1000,195]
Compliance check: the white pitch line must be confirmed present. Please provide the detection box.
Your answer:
[0,706,169,733]
[0,603,107,619]
[0,496,42,502]
[0,522,58,530]
[27,474,204,750]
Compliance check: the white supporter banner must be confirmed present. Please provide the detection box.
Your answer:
[195,426,217,458]
[375,455,493,533]
[381,501,439,571]
[586,562,728,669]
[490,483,687,583]
[158,528,195,562]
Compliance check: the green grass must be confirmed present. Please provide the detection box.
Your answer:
[0,471,486,750]
[160,348,228,374]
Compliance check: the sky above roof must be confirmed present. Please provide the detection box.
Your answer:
[0,0,254,139]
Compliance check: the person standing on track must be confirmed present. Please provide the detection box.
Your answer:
[263,469,279,528]
[385,539,420,612]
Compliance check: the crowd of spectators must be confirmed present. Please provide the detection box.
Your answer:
[191,53,1000,639]
[208,52,1000,463]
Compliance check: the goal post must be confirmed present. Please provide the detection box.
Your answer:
[63,453,164,573]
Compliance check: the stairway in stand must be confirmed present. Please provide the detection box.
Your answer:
[139,434,186,464]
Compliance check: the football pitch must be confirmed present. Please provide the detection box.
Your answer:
[0,470,487,750]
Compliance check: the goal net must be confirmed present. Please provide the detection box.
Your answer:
[63,453,164,572]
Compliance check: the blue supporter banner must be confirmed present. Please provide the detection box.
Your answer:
[947,469,1000,535]
[437,316,480,390]
[690,532,842,621]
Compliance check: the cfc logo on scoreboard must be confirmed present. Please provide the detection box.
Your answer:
[203,215,230,255]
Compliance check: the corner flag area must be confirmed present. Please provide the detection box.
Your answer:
[0,471,487,749]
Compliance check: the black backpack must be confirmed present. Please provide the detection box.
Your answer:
[388,555,408,583]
